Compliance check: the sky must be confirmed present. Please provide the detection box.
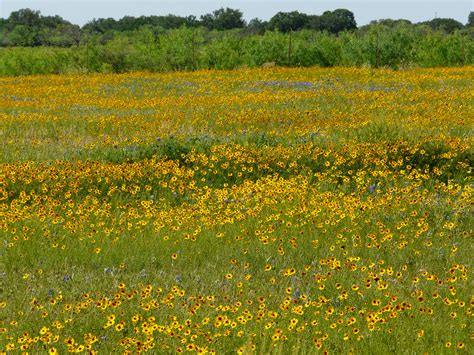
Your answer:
[1,0,472,26]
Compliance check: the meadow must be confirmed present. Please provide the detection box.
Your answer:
[1,67,473,354]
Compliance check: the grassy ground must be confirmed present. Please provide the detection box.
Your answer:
[1,67,473,354]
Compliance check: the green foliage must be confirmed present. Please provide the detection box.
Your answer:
[306,9,357,34]
[358,23,419,68]
[267,9,357,34]
[200,7,245,30]
[0,47,77,75]
[268,11,309,33]
[158,27,201,71]
[200,31,244,69]
[0,25,472,76]
[414,32,472,67]
[291,31,341,67]
[242,31,287,66]
[3,8,80,47]
[245,18,267,35]
[2,6,471,52]
[421,18,464,34]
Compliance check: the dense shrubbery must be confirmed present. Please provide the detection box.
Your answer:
[0,25,472,76]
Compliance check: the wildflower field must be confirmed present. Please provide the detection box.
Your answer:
[1,67,473,354]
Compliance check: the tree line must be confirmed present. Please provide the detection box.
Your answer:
[0,8,473,76]
[1,8,473,47]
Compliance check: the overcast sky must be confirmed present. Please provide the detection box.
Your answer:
[1,0,472,26]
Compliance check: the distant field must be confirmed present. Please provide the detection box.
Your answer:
[1,67,472,353]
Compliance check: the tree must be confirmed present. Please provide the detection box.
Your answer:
[82,18,118,34]
[6,25,35,46]
[332,9,357,31]
[421,18,463,33]
[317,9,357,34]
[114,16,141,32]
[359,19,412,33]
[245,18,267,35]
[0,18,9,44]
[200,8,245,30]
[41,15,70,28]
[268,11,309,33]
[2,8,81,46]
[368,19,412,27]
[185,15,199,28]
[156,15,188,29]
[468,12,474,27]
[306,9,357,33]
[8,8,41,28]
[306,15,325,31]
[5,8,41,45]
